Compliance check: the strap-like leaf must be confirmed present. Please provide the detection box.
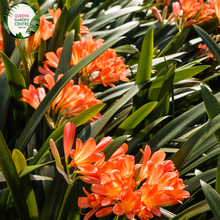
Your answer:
[201,180,220,220]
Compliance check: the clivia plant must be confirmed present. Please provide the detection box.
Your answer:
[1,0,220,220]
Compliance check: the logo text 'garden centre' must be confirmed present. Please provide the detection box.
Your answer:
[4,3,40,39]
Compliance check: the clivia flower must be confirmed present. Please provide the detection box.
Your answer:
[20,74,102,129]
[38,35,130,88]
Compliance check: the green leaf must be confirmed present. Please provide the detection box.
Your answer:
[87,6,142,32]
[0,132,30,220]
[172,113,220,170]
[20,161,54,179]
[38,39,47,65]
[114,45,139,54]
[40,0,56,14]
[48,6,68,52]
[30,103,105,165]
[97,82,134,102]
[216,153,220,195]
[127,116,169,154]
[146,64,176,125]
[150,65,210,90]
[0,51,26,128]
[158,27,190,57]
[169,200,210,220]
[193,24,220,64]
[67,0,89,32]
[180,145,219,176]
[15,37,121,152]
[12,149,27,174]
[27,0,42,16]
[147,91,220,152]
[77,81,147,143]
[201,85,220,145]
[135,26,154,84]
[97,21,139,43]
[0,40,25,132]
[113,101,158,137]
[40,173,67,220]
[55,30,75,80]
[185,168,216,193]
[201,180,220,220]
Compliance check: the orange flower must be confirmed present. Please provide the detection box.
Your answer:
[25,17,55,53]
[69,136,112,171]
[211,0,220,23]
[113,187,142,219]
[50,122,113,184]
[48,8,61,25]
[21,74,102,128]
[20,84,46,109]
[78,187,112,220]
[80,18,90,34]
[38,35,129,88]
[197,43,216,61]
[78,144,190,220]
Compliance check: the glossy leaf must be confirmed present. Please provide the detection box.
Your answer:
[55,30,75,79]
[114,101,158,137]
[135,26,154,84]
[172,114,220,170]
[48,6,68,52]
[87,6,142,31]
[201,85,220,145]
[0,132,30,220]
[27,0,42,16]
[158,27,190,57]
[147,91,220,152]
[0,40,26,133]
[98,21,139,43]
[169,200,210,220]
[67,0,89,32]
[201,180,220,219]
[114,45,139,54]
[0,51,26,127]
[77,81,146,143]
[193,25,220,64]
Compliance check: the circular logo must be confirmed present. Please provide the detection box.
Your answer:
[4,3,40,39]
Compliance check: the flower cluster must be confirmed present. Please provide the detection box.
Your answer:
[20,74,102,129]
[37,35,130,88]
[25,8,89,64]
[50,122,190,220]
[151,0,217,30]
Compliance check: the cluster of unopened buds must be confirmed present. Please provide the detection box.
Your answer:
[50,122,190,220]
[151,0,218,30]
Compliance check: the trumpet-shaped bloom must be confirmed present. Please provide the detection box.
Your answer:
[20,85,46,109]
[69,136,112,171]
[78,144,190,220]
[38,35,129,88]
[25,9,90,53]
[113,187,142,219]
[20,74,102,128]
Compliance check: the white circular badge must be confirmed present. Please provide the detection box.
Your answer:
[4,3,40,39]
